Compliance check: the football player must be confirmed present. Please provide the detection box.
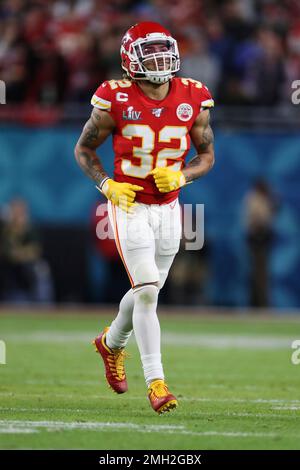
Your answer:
[74,22,215,414]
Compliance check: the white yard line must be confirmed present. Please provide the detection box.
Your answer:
[193,397,300,404]
[272,406,300,411]
[1,331,296,350]
[0,420,184,435]
[0,420,184,431]
[177,431,277,438]
[0,419,277,438]
[0,428,37,434]
[164,333,294,350]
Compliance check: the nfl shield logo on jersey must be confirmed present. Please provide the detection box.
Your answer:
[152,108,164,117]
[176,103,193,121]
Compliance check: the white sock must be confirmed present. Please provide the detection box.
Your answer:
[132,285,164,386]
[105,289,134,349]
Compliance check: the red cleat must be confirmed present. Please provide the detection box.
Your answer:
[93,327,128,394]
[148,379,178,414]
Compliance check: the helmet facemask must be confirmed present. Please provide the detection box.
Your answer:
[122,33,180,84]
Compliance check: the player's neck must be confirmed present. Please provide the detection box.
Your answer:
[136,80,170,101]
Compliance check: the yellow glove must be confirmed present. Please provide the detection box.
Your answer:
[150,167,186,193]
[96,178,144,213]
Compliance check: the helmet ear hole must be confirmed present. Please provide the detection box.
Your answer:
[130,62,139,72]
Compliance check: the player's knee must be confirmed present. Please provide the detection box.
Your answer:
[133,262,159,286]
[133,283,159,305]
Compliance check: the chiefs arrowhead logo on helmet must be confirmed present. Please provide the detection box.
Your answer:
[120,22,180,85]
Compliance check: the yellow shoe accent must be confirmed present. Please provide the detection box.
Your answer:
[148,379,178,414]
[100,327,112,353]
[100,328,130,381]
[93,326,130,393]
[157,400,178,414]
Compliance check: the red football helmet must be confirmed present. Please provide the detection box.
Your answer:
[120,22,180,84]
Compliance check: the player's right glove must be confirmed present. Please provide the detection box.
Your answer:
[97,178,144,213]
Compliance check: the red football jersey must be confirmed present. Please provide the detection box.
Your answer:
[91,77,214,204]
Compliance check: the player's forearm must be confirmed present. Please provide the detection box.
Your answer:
[74,145,108,186]
[182,147,215,183]
[184,113,215,183]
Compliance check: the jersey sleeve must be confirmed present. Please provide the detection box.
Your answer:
[200,85,214,112]
[187,79,214,113]
[91,81,113,113]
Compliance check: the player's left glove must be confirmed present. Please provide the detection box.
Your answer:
[150,167,186,193]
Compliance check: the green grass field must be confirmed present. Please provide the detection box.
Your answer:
[0,310,300,450]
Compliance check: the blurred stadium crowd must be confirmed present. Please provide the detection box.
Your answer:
[1,0,300,106]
